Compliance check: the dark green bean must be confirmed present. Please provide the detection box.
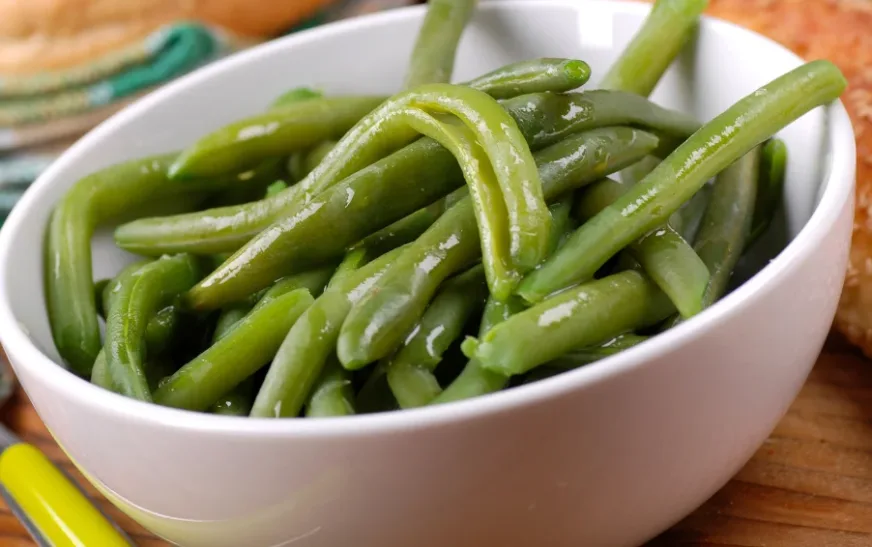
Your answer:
[599,0,709,96]
[104,254,203,401]
[748,138,787,246]
[404,0,477,89]
[250,246,407,418]
[305,357,355,418]
[211,380,256,416]
[386,265,488,408]
[93,279,110,319]
[464,270,675,376]
[337,127,660,369]
[517,60,847,303]
[143,306,181,356]
[114,89,698,258]
[154,289,314,411]
[692,147,762,308]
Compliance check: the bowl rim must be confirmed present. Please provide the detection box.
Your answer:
[0,0,856,438]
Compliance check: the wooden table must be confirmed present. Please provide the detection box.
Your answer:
[2,335,871,546]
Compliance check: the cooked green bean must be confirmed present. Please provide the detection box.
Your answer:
[599,0,709,96]
[386,265,488,408]
[91,350,114,392]
[93,279,110,318]
[547,334,649,369]
[250,246,407,418]
[154,289,314,411]
[104,254,203,401]
[115,88,696,259]
[212,381,256,416]
[464,270,675,375]
[143,306,181,356]
[169,96,388,179]
[404,0,477,89]
[305,357,355,418]
[693,147,762,308]
[517,60,847,303]
[669,183,712,242]
[576,177,710,318]
[265,181,288,198]
[45,153,270,375]
[302,141,337,176]
[748,138,787,246]
[471,59,591,100]
[270,87,322,110]
[338,127,660,369]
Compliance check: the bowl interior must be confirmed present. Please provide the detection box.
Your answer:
[0,0,834,383]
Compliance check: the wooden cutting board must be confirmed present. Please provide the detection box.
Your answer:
[2,334,872,546]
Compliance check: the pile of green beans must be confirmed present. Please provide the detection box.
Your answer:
[43,0,845,418]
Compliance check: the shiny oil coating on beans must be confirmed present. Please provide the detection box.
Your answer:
[517,60,847,303]
[337,127,660,369]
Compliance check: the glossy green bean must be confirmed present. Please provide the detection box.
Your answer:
[471,59,591,99]
[599,0,709,96]
[114,88,697,258]
[327,250,369,290]
[692,147,762,309]
[337,127,659,369]
[91,350,114,392]
[465,270,675,375]
[104,254,203,401]
[169,96,388,179]
[429,295,527,405]
[669,183,712,242]
[305,357,355,418]
[547,334,649,369]
[303,141,337,176]
[404,0,477,88]
[270,87,322,110]
[748,138,787,246]
[154,289,314,411]
[250,246,407,418]
[143,306,181,356]
[386,265,488,408]
[252,268,334,310]
[576,176,710,317]
[517,60,847,303]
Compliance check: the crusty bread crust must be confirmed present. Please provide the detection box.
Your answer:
[0,0,336,74]
[700,0,872,355]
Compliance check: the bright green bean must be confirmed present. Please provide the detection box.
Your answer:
[748,138,787,246]
[337,127,660,369]
[104,254,203,401]
[517,60,847,303]
[270,87,322,110]
[404,0,477,89]
[386,265,488,408]
[599,0,709,96]
[472,59,591,100]
[154,289,314,411]
[465,270,675,376]
[305,357,355,418]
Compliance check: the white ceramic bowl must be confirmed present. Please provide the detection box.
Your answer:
[0,1,855,546]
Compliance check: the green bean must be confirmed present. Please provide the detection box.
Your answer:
[105,254,203,400]
[211,382,256,416]
[337,127,660,369]
[93,279,110,318]
[464,270,675,376]
[404,0,477,89]
[212,306,250,343]
[429,295,528,404]
[202,159,288,208]
[45,153,269,375]
[303,141,337,176]
[517,60,847,303]
[305,357,355,418]
[115,89,697,258]
[327,250,369,290]
[669,183,712,242]
[270,87,322,110]
[250,246,407,418]
[265,181,288,198]
[471,59,591,99]
[693,147,762,308]
[547,334,649,369]
[143,306,180,356]
[386,265,488,408]
[575,175,710,317]
[154,289,314,411]
[748,138,787,246]
[91,350,114,392]
[599,0,709,96]
[169,96,388,180]
[252,268,334,310]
